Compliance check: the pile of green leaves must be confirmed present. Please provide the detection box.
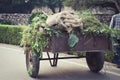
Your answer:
[21,12,61,57]
[28,12,47,27]
[22,11,120,57]
[21,12,48,57]
[78,11,120,36]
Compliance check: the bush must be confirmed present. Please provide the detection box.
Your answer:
[0,24,26,45]
[105,51,114,62]
[0,20,12,25]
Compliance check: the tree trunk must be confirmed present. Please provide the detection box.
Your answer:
[112,0,120,13]
[58,0,62,12]
[49,5,56,13]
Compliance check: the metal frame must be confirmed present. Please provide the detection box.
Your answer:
[39,52,85,67]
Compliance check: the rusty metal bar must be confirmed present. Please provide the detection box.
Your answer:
[39,56,85,61]
[45,52,59,67]
[46,52,53,66]
[53,53,59,66]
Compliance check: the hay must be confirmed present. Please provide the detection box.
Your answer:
[46,10,83,33]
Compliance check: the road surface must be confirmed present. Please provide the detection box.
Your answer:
[0,43,120,80]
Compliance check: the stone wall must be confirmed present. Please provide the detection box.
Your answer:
[0,14,31,25]
[0,13,113,25]
[0,7,52,25]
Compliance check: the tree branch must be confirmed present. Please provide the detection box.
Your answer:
[112,0,120,13]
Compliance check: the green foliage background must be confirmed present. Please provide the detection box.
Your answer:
[0,24,26,45]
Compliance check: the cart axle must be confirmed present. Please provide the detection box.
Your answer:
[39,52,85,67]
[39,56,85,60]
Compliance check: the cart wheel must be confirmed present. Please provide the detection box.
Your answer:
[86,52,104,73]
[25,48,39,78]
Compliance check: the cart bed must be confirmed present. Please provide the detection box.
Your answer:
[45,32,112,53]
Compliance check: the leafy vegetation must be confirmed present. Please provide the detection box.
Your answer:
[21,13,47,57]
[105,51,114,62]
[21,12,61,57]
[77,10,120,36]
[22,10,120,58]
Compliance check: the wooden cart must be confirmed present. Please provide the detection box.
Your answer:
[25,32,112,78]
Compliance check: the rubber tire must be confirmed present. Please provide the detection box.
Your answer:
[86,52,104,73]
[25,48,39,78]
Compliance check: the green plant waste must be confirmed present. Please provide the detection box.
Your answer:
[21,11,120,58]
